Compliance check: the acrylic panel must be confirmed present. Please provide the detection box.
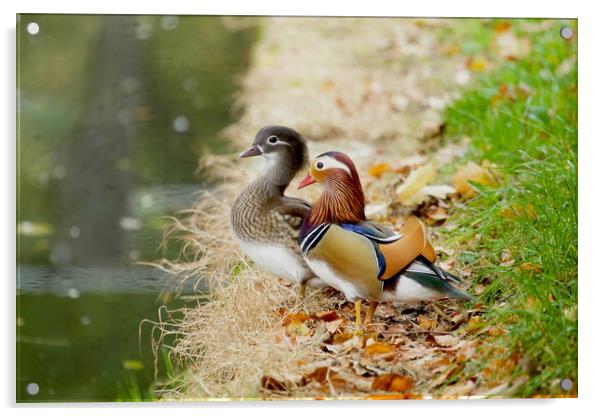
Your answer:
[16,15,577,402]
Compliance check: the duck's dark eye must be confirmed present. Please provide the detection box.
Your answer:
[316,162,324,169]
[268,136,278,144]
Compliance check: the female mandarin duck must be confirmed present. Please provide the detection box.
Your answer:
[297,151,471,327]
[231,126,325,297]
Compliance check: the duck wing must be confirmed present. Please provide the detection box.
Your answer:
[341,216,438,281]
[270,196,311,231]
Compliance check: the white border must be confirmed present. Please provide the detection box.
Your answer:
[3,1,599,415]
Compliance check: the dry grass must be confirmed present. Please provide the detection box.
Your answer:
[151,17,473,400]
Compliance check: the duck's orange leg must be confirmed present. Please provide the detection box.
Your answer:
[364,301,378,326]
[354,299,363,330]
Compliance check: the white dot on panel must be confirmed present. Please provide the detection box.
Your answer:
[173,116,189,133]
[53,166,66,179]
[161,16,179,31]
[27,22,40,35]
[69,226,81,239]
[119,216,142,231]
[136,22,153,40]
[140,194,154,209]
[182,77,198,92]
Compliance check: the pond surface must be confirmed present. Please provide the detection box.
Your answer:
[16,14,256,402]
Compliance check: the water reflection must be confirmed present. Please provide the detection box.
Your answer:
[17,14,256,401]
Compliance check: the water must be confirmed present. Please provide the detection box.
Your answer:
[16,14,256,402]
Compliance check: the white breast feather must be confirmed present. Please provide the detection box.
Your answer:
[237,239,308,284]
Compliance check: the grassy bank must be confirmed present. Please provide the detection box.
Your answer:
[441,20,577,396]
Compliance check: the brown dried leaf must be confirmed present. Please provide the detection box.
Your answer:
[433,334,461,348]
[303,367,330,384]
[333,332,354,344]
[396,164,437,205]
[323,319,343,334]
[261,375,286,391]
[286,322,311,337]
[372,374,413,392]
[467,57,487,72]
[452,161,496,198]
[421,185,456,200]
[368,162,392,178]
[519,262,543,273]
[494,31,531,60]
[315,310,339,322]
[443,380,476,397]
[418,316,437,330]
[365,341,397,356]
[283,311,309,326]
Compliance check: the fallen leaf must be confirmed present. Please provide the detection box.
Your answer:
[425,205,450,222]
[467,56,487,72]
[315,310,339,322]
[368,162,392,178]
[372,374,413,392]
[500,249,515,267]
[444,43,461,55]
[393,154,428,174]
[323,319,343,334]
[519,263,543,273]
[418,316,437,331]
[451,161,495,198]
[494,31,531,60]
[283,311,309,326]
[420,184,456,200]
[564,305,577,321]
[303,367,331,384]
[365,341,397,356]
[396,164,437,205]
[494,21,512,32]
[320,80,335,91]
[286,322,311,337]
[333,332,354,344]
[261,375,286,391]
[433,334,461,348]
[488,326,508,336]
[465,316,483,333]
[443,380,475,397]
[365,203,389,218]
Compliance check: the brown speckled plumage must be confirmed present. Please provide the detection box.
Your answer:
[231,126,321,286]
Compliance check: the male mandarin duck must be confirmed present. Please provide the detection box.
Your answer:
[231,126,325,297]
[297,151,471,327]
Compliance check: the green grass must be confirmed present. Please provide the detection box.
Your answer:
[442,20,577,396]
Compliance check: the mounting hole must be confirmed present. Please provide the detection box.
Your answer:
[26,22,40,35]
[560,26,574,40]
[560,378,573,391]
[26,382,40,396]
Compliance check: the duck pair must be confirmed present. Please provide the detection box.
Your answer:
[231,126,471,327]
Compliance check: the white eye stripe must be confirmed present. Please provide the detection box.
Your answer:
[266,136,293,148]
[315,157,351,175]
